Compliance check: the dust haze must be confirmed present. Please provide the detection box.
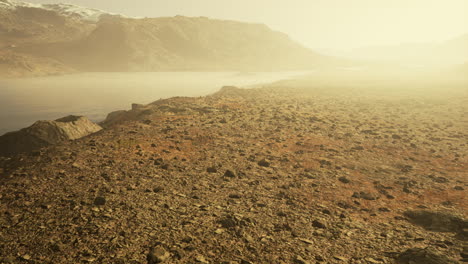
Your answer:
[0,0,467,263]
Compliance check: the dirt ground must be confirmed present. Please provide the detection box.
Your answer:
[0,80,467,263]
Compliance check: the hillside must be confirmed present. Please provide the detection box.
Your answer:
[0,0,330,77]
[0,83,466,263]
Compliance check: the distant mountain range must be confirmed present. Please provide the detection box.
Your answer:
[328,34,468,66]
[0,0,333,77]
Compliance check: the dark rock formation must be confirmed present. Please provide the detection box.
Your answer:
[404,210,467,233]
[397,248,458,264]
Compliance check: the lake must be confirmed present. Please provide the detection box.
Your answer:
[0,71,307,135]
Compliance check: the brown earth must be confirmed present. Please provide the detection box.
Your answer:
[0,81,467,263]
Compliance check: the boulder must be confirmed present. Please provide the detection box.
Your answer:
[403,210,467,233]
[396,248,458,264]
[0,115,101,155]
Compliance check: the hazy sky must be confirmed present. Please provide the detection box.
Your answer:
[28,0,468,50]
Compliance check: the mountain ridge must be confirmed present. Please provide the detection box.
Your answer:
[0,1,332,77]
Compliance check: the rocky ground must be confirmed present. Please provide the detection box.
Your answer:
[0,82,467,263]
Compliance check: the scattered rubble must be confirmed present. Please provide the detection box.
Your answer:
[0,84,466,263]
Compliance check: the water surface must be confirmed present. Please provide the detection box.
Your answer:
[0,71,306,135]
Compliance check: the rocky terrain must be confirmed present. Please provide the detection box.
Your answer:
[0,0,333,78]
[0,78,466,263]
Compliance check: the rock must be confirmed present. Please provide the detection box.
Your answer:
[219,217,237,228]
[294,256,310,264]
[101,110,127,127]
[333,256,347,261]
[312,220,327,229]
[338,176,350,183]
[315,256,325,261]
[132,103,144,110]
[403,210,467,233]
[153,187,164,193]
[461,247,468,259]
[93,196,106,206]
[365,257,382,263]
[257,159,270,167]
[207,167,217,173]
[352,191,379,200]
[195,255,209,263]
[229,194,242,199]
[431,176,449,183]
[457,228,468,241]
[396,248,458,264]
[224,169,237,178]
[147,246,170,263]
[298,238,314,244]
[0,115,102,155]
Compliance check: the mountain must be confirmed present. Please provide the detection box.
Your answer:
[332,34,468,66]
[0,0,330,77]
[0,0,112,20]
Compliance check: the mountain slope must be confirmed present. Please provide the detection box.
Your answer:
[0,1,331,77]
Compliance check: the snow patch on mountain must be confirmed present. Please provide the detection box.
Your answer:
[0,0,122,22]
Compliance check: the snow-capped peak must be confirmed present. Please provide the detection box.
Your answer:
[0,0,121,22]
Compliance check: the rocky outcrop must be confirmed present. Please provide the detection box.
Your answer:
[404,210,467,233]
[397,248,458,264]
[0,115,101,155]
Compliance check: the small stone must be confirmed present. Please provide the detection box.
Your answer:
[83,257,96,263]
[257,159,270,167]
[195,255,209,263]
[224,170,236,178]
[219,217,237,228]
[352,191,379,200]
[298,238,314,244]
[365,258,382,263]
[433,177,449,183]
[214,228,224,234]
[294,256,310,264]
[207,167,217,173]
[153,187,164,193]
[147,246,170,263]
[315,255,325,261]
[338,176,350,183]
[378,207,391,212]
[333,256,347,261]
[93,196,106,206]
[312,219,327,229]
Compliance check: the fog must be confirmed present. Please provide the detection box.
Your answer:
[26,0,468,51]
